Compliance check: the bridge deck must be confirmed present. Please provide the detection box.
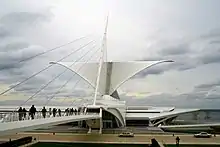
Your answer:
[0,114,99,136]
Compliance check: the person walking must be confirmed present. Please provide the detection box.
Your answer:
[18,107,23,121]
[52,108,57,117]
[29,105,36,119]
[176,136,180,147]
[22,108,27,120]
[58,109,61,117]
[49,108,52,116]
[42,107,47,118]
[70,108,74,115]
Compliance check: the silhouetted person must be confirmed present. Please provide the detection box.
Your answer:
[78,107,81,115]
[29,105,37,119]
[52,108,57,117]
[70,108,74,115]
[64,108,68,116]
[18,107,23,121]
[67,108,70,116]
[22,108,27,119]
[49,108,52,116]
[176,136,180,146]
[149,138,160,147]
[74,109,77,115]
[42,107,47,118]
[58,109,61,117]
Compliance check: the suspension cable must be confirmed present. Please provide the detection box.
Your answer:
[0,35,91,71]
[65,51,102,106]
[68,89,94,107]
[60,78,81,104]
[0,40,95,96]
[44,46,100,106]
[19,43,98,107]
[69,98,81,107]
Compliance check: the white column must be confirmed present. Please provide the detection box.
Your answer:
[88,127,92,134]
[87,119,92,134]
[99,108,103,134]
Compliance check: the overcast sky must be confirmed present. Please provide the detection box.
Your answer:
[0,0,220,108]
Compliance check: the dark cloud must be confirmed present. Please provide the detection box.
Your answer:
[0,41,31,71]
[0,44,46,72]
[120,81,220,108]
[134,28,220,78]
[195,80,220,90]
[0,10,55,91]
[200,28,220,39]
[134,58,197,78]
[134,64,169,78]
[0,41,29,51]
[0,99,70,106]
[158,43,191,56]
[120,90,220,109]
[11,76,47,93]
[1,2,220,109]
[0,10,54,74]
[198,51,220,65]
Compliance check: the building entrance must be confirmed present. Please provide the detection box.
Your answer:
[103,120,113,128]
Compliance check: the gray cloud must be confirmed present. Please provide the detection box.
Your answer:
[195,80,220,91]
[158,43,191,56]
[0,41,29,51]
[0,10,58,100]
[134,64,169,78]
[121,90,220,109]
[198,51,220,65]
[0,11,53,76]
[134,28,220,78]
[0,11,53,30]
[1,0,220,109]
[0,25,10,38]
[200,28,220,39]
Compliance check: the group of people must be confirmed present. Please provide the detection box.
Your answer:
[64,108,79,116]
[17,106,80,120]
[17,105,36,120]
[46,108,62,118]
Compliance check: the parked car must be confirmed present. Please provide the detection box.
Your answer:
[118,132,134,137]
[194,132,212,138]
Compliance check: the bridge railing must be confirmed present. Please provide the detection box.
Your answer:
[0,111,99,123]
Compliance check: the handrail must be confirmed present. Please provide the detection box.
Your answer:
[0,112,99,123]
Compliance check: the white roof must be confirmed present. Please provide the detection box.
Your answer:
[52,60,173,96]
[126,108,199,121]
[159,123,220,128]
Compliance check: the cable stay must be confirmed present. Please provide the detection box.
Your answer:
[45,46,100,106]
[68,86,95,107]
[59,78,81,104]
[19,43,99,108]
[64,50,102,106]
[0,35,91,71]
[69,97,82,107]
[43,46,99,106]
[0,40,95,96]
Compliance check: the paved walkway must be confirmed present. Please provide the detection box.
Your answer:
[1,133,220,145]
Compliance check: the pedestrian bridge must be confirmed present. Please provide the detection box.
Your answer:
[0,112,99,136]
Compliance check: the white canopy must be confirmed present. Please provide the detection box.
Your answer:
[51,60,173,96]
